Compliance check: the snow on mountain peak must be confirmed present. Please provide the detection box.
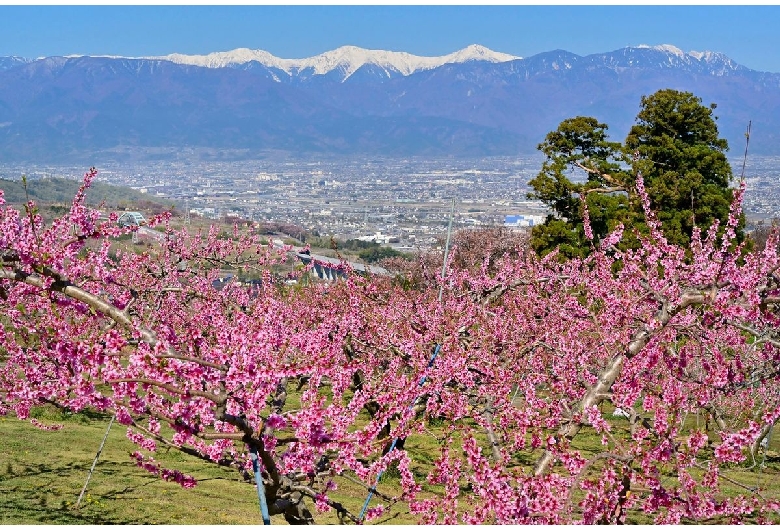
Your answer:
[649,44,684,57]
[632,44,740,73]
[636,44,682,55]
[159,48,280,69]
[688,50,727,62]
[443,44,519,64]
[148,45,520,80]
[636,44,720,61]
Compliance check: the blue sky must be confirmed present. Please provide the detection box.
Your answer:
[3,6,780,72]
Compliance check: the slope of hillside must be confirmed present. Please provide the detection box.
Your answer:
[0,177,176,212]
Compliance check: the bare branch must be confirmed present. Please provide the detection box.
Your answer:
[0,268,159,347]
[534,287,716,476]
[585,186,626,195]
[108,378,224,403]
[565,452,634,512]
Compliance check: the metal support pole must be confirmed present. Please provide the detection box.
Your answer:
[359,199,456,521]
[439,198,456,304]
[358,344,442,521]
[75,414,115,509]
[249,445,271,525]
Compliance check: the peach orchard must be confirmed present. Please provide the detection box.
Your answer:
[1,169,780,523]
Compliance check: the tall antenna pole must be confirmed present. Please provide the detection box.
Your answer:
[359,198,456,522]
[439,198,455,303]
[740,121,752,183]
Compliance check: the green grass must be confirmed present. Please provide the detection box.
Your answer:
[0,408,425,524]
[562,408,780,524]
[0,411,260,524]
[2,403,780,524]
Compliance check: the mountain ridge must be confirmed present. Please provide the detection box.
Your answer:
[148,44,520,81]
[3,43,760,77]
[1,44,779,161]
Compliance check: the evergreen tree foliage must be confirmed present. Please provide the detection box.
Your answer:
[528,89,741,258]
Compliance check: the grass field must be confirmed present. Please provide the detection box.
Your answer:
[2,405,780,524]
[0,407,433,525]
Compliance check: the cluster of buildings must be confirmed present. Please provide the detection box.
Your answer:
[84,156,550,251]
[504,213,546,228]
[3,154,779,252]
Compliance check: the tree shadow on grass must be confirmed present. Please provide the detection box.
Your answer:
[1,450,254,523]
[0,461,87,482]
[0,459,173,523]
[376,510,404,524]
[99,477,161,500]
[0,491,140,524]
[99,464,244,499]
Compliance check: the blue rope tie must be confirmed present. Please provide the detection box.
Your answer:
[250,445,271,525]
[358,342,442,521]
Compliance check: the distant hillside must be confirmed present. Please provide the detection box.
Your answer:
[0,177,176,212]
[1,44,780,159]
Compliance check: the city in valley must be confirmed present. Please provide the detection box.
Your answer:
[1,154,778,253]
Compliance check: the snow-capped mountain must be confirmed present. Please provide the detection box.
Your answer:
[1,44,780,161]
[0,56,31,72]
[140,43,746,80]
[147,44,520,81]
[595,44,746,76]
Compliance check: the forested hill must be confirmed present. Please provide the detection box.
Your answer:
[0,177,175,211]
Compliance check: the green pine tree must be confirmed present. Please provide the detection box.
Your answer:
[528,89,743,258]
